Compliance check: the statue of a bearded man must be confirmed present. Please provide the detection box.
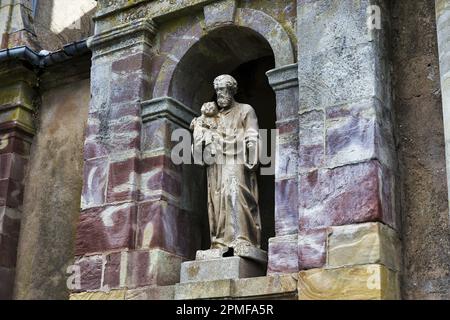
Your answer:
[191,75,262,255]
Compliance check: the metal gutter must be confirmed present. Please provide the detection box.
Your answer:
[0,39,90,68]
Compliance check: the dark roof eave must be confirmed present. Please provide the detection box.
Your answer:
[0,39,90,68]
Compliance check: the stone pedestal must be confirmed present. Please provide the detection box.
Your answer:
[180,257,265,283]
[181,245,267,283]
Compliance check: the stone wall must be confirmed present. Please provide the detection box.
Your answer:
[33,0,96,51]
[391,0,449,300]
[13,68,90,299]
[0,0,96,51]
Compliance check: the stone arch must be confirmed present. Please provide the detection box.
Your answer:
[153,8,295,99]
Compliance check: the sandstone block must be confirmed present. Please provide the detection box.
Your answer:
[175,279,233,300]
[70,289,126,300]
[233,274,298,299]
[180,257,265,283]
[298,264,400,300]
[125,285,175,300]
[327,222,401,271]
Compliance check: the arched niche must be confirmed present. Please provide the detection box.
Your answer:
[150,7,298,265]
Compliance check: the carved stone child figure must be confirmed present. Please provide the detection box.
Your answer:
[190,101,220,157]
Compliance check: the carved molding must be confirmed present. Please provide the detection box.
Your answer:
[141,96,199,128]
[87,18,157,55]
[266,63,299,91]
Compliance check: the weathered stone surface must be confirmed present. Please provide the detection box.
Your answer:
[233,274,298,299]
[298,228,327,270]
[298,160,396,230]
[0,178,23,208]
[70,289,126,300]
[276,137,298,179]
[233,243,268,264]
[180,257,265,283]
[12,78,90,300]
[0,134,31,157]
[136,200,197,259]
[298,43,387,111]
[175,279,233,300]
[97,248,184,291]
[195,248,227,261]
[138,165,182,202]
[327,223,401,271]
[106,157,139,203]
[298,110,325,170]
[393,0,450,300]
[0,153,27,181]
[274,178,298,236]
[268,235,298,274]
[126,249,183,288]
[297,0,389,57]
[204,0,237,30]
[298,264,400,300]
[81,157,109,209]
[326,98,395,169]
[83,98,142,159]
[196,245,267,264]
[75,203,136,255]
[125,285,175,300]
[30,0,96,51]
[273,88,299,121]
[175,274,298,300]
[73,255,103,292]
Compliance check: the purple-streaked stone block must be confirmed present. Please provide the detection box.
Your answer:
[268,235,298,274]
[298,160,396,230]
[75,203,137,255]
[298,228,327,270]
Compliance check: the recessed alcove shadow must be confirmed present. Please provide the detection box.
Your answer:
[169,26,276,253]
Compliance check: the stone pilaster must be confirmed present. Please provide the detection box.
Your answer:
[296,0,400,299]
[436,0,450,210]
[0,61,36,299]
[266,63,299,274]
[74,16,159,293]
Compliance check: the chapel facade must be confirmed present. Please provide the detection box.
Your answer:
[0,0,449,300]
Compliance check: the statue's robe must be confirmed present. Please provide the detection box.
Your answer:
[193,102,261,249]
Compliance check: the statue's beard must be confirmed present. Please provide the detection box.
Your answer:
[217,96,232,108]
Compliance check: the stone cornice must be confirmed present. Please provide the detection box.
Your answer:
[266,63,299,91]
[95,0,215,22]
[141,96,199,128]
[87,18,157,51]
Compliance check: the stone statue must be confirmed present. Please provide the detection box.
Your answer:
[190,75,262,256]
